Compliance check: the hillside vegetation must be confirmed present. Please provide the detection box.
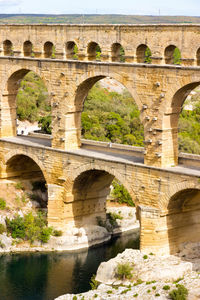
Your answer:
[0,14,200,24]
[82,84,144,146]
[16,71,51,133]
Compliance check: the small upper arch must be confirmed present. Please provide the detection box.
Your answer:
[3,39,13,56]
[111,43,125,62]
[164,45,181,65]
[197,47,200,66]
[44,41,55,58]
[136,44,152,63]
[23,40,33,57]
[87,41,101,61]
[65,41,78,59]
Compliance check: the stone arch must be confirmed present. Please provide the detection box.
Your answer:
[159,180,199,212]
[4,151,48,182]
[197,47,200,66]
[66,72,144,151]
[70,166,135,227]
[0,67,50,138]
[23,40,33,57]
[164,45,181,64]
[3,40,13,56]
[111,43,125,62]
[44,41,54,58]
[166,185,200,253]
[136,44,151,63]
[70,163,131,195]
[65,41,78,59]
[4,153,48,209]
[74,73,142,113]
[87,41,101,61]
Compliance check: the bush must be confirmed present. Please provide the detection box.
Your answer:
[169,284,188,300]
[38,115,52,134]
[90,274,99,290]
[107,212,123,227]
[6,215,26,239]
[40,227,52,243]
[52,229,63,237]
[0,198,6,210]
[115,262,133,280]
[6,212,52,243]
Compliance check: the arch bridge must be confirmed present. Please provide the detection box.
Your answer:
[0,24,200,254]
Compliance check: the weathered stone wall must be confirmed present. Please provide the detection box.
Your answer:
[0,25,200,254]
[0,57,200,167]
[0,139,200,254]
[0,24,199,65]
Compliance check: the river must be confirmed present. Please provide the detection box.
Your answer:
[0,231,139,300]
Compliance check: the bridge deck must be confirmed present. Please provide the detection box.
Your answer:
[1,136,200,178]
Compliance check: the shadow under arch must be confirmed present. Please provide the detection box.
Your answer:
[71,168,137,229]
[166,188,200,254]
[5,154,48,208]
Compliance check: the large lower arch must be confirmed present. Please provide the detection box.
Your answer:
[69,167,137,229]
[166,188,200,254]
[1,154,48,209]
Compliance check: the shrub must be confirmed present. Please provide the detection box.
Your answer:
[107,212,123,227]
[0,198,6,210]
[52,229,63,237]
[115,262,133,280]
[6,212,52,243]
[6,215,26,239]
[169,284,188,300]
[38,115,52,134]
[90,274,99,290]
[0,223,6,234]
[40,227,52,243]
[143,255,148,259]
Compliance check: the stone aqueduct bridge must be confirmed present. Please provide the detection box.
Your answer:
[0,24,200,253]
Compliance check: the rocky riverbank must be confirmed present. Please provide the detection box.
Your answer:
[56,244,200,300]
[0,206,139,253]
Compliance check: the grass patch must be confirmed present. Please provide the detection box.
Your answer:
[15,182,24,190]
[115,262,133,280]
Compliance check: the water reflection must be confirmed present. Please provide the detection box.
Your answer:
[0,231,139,300]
